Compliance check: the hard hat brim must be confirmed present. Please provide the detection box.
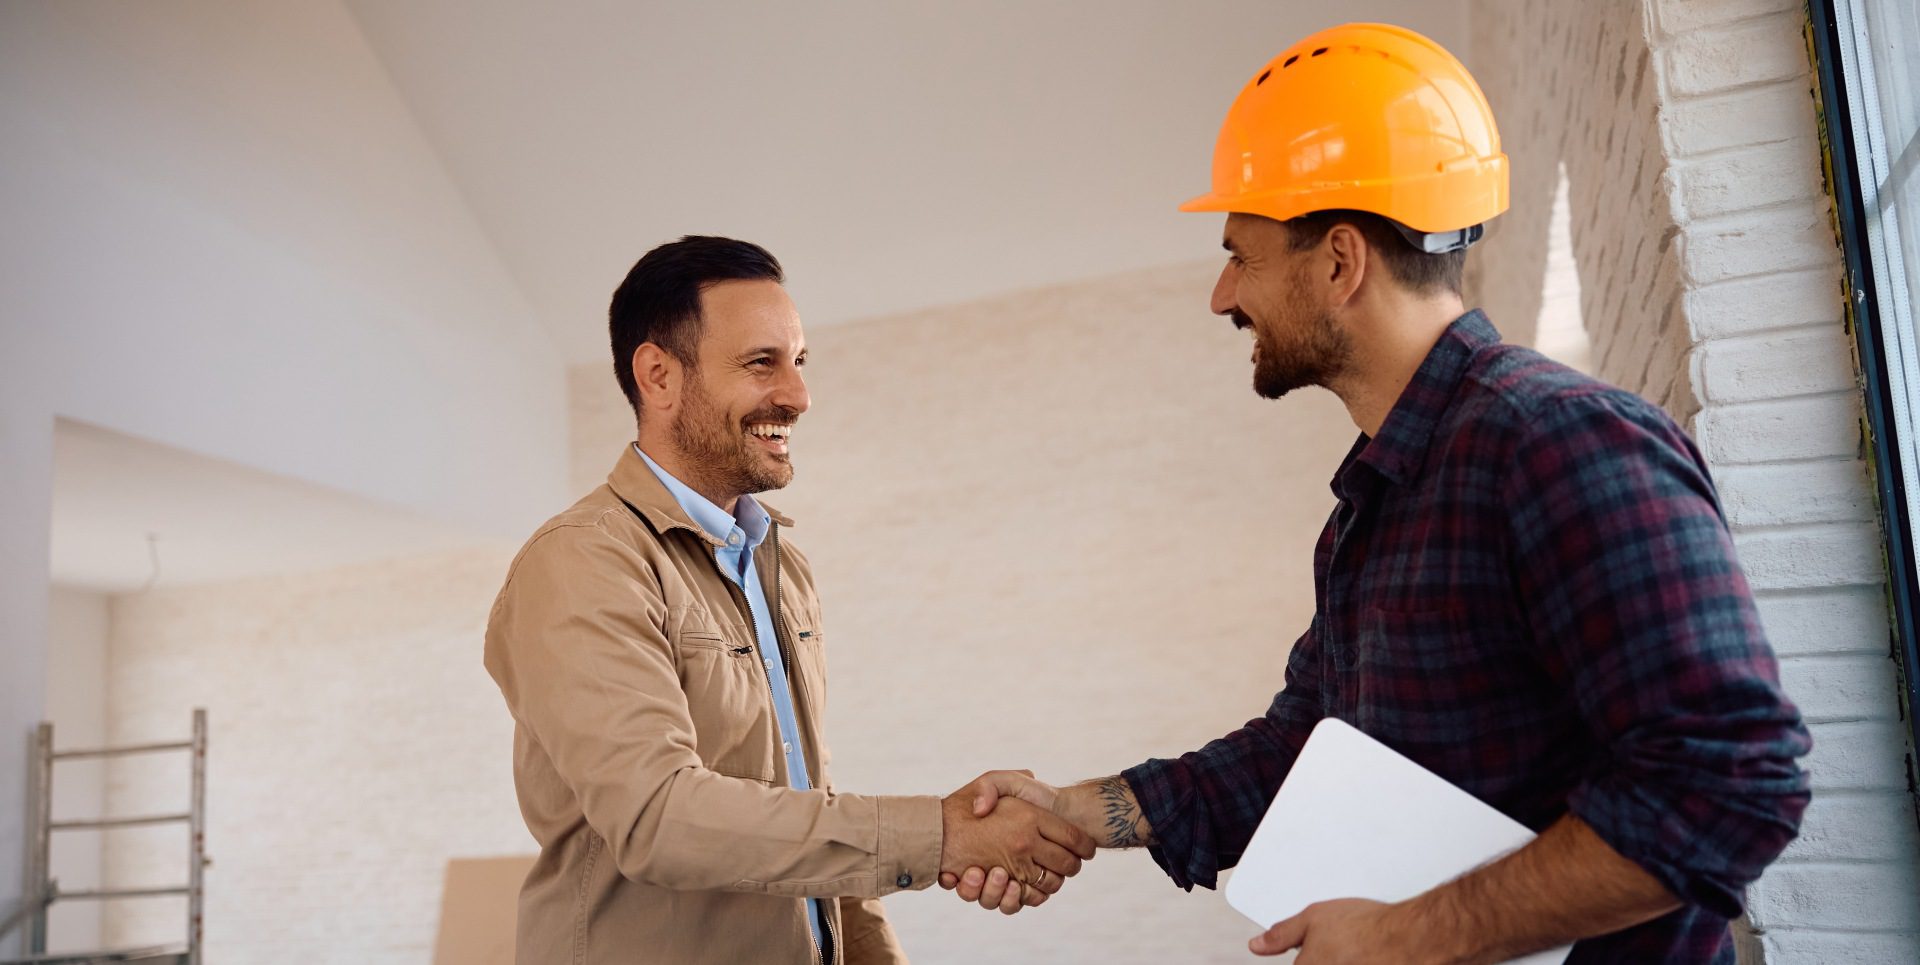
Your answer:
[1177,157,1510,234]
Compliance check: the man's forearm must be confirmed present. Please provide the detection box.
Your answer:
[1399,814,1682,963]
[1055,776,1155,849]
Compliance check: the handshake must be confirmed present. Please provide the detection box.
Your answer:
[934,769,1150,914]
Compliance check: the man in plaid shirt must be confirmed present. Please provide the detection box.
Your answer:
[945,25,1811,963]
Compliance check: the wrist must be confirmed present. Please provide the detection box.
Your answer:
[1053,783,1103,844]
[935,792,964,870]
[1387,894,1477,965]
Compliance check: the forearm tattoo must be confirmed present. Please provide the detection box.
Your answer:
[1095,777,1149,849]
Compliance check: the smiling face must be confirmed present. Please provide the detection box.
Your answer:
[665,279,810,500]
[1210,213,1353,400]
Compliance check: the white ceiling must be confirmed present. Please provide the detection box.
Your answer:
[346,0,1468,363]
[51,419,487,593]
[47,1,1470,591]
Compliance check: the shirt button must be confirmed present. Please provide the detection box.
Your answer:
[764,657,774,670]
[896,873,913,888]
[726,533,741,546]
[782,741,792,754]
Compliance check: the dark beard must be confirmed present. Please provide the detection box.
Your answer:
[669,370,796,499]
[1242,307,1352,400]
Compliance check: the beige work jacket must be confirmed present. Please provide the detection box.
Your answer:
[484,447,943,964]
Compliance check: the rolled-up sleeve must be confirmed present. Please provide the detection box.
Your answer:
[1122,620,1327,891]
[1504,392,1812,915]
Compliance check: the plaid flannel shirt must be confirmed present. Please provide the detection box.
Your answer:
[1122,311,1811,964]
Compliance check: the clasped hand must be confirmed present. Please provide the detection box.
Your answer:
[938,770,1080,914]
[938,771,1446,961]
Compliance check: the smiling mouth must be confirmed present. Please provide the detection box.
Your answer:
[746,422,792,454]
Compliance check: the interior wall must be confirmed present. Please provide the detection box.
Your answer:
[93,260,1359,963]
[42,588,110,954]
[0,401,50,953]
[0,0,567,540]
[1468,1,1920,961]
[99,548,530,959]
[0,3,568,926]
[1463,0,1691,414]
[571,261,1365,961]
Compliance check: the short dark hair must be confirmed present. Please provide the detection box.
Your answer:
[609,235,785,412]
[1280,210,1466,295]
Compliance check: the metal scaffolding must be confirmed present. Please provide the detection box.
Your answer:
[3,709,207,965]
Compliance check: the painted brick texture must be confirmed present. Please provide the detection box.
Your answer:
[98,263,1369,962]
[99,549,534,961]
[1650,3,1920,953]
[1474,0,1919,960]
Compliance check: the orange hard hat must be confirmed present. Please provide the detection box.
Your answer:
[1181,23,1508,252]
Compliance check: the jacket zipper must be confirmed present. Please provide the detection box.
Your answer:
[716,527,834,965]
[770,525,836,965]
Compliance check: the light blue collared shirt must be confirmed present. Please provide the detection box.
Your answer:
[634,445,826,953]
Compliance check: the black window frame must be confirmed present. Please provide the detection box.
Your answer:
[1808,0,1920,786]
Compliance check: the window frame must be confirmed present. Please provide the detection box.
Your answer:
[1808,0,1920,782]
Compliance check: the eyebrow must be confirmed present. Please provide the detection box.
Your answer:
[736,346,807,360]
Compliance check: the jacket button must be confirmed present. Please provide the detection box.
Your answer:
[896,873,912,888]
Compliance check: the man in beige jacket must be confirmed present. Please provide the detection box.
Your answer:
[484,235,1093,965]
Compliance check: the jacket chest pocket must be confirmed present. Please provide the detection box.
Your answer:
[787,622,827,713]
[782,620,831,785]
[671,609,776,783]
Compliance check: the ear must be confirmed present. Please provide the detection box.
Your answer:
[631,342,682,419]
[1321,223,1369,309]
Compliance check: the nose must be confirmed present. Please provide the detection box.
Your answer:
[773,362,811,416]
[1210,260,1238,317]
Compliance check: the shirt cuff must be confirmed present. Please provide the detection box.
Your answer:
[875,794,943,895]
[1567,775,1746,919]
[1123,758,1212,891]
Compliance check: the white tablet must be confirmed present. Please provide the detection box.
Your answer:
[1224,717,1572,965]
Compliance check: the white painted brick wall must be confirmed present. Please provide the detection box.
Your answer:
[1655,0,1803,34]
[1671,138,1827,219]
[1685,266,1844,339]
[101,263,1362,964]
[1734,523,1888,590]
[1753,585,1888,656]
[1696,392,1862,463]
[1472,0,1920,960]
[100,549,536,962]
[1668,81,1836,157]
[1680,204,1839,285]
[1647,2,1920,959]
[1694,328,1857,403]
[1763,930,1920,965]
[1716,459,1874,527]
[1664,12,1822,95]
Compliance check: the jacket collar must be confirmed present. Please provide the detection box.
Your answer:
[606,445,795,546]
[1338,309,1499,492]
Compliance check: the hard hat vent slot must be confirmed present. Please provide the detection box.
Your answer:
[1311,47,1328,57]
[1257,69,1272,85]
[1282,55,1299,68]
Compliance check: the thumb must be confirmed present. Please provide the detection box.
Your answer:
[1249,912,1308,956]
[972,770,1040,817]
[972,778,1006,817]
